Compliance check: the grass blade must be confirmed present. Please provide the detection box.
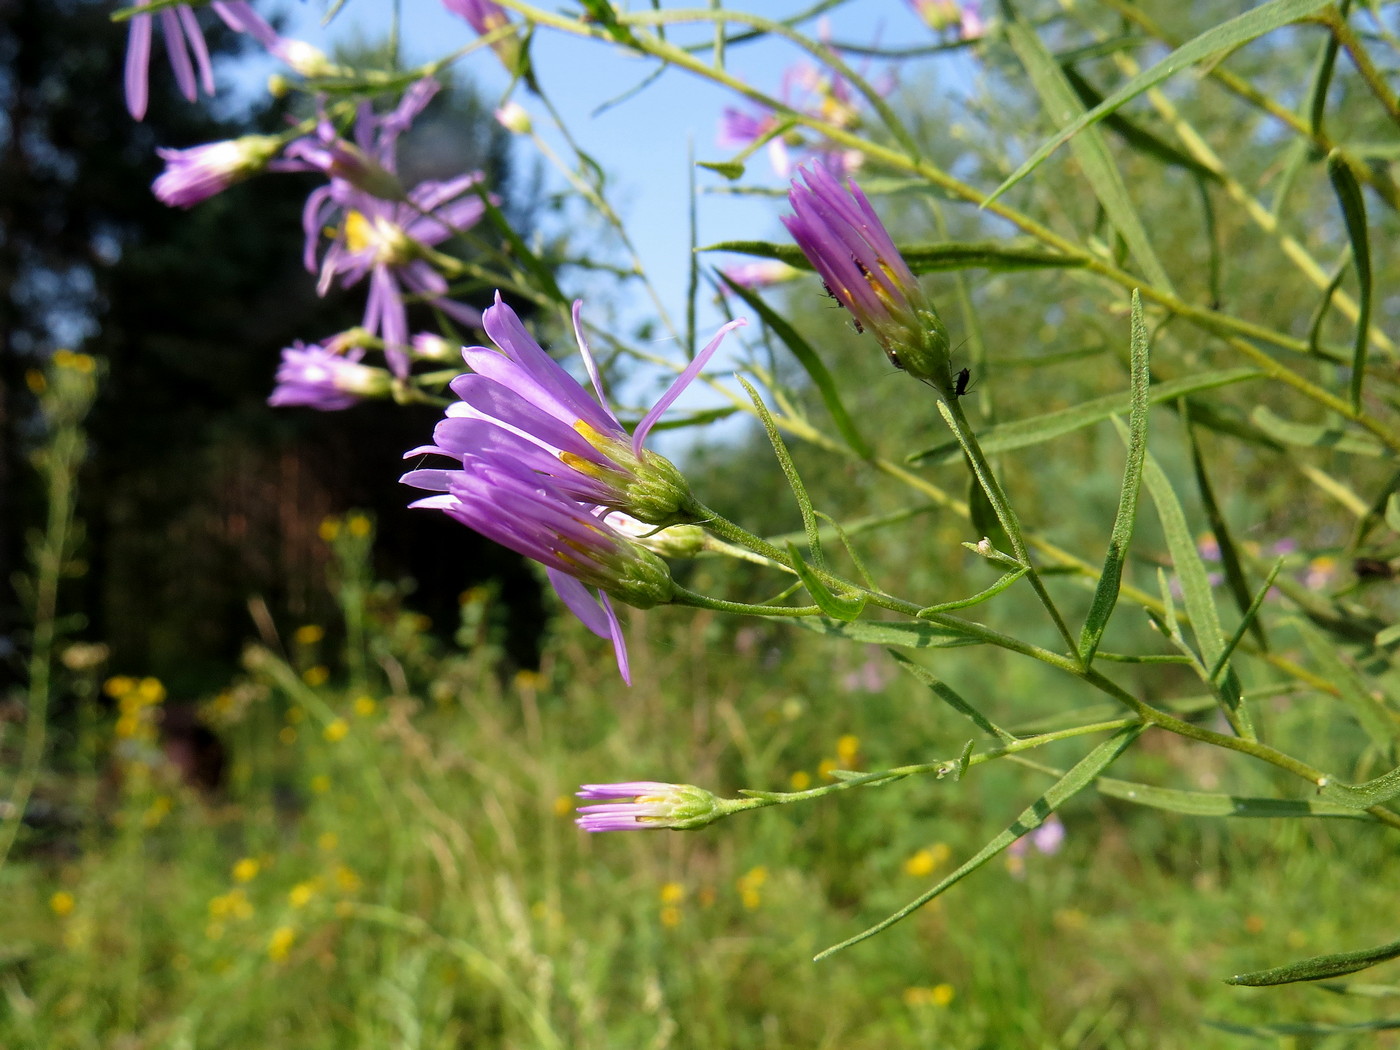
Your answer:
[702,239,1084,273]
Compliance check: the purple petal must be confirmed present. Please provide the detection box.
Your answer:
[160,7,198,102]
[634,318,746,454]
[177,4,215,95]
[125,12,153,120]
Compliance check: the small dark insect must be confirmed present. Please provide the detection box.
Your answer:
[821,280,838,302]
[852,316,864,335]
[953,367,971,398]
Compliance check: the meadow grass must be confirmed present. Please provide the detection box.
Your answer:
[4,584,1398,1049]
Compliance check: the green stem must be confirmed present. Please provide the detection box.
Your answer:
[937,395,1081,658]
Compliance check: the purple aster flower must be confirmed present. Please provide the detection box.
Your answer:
[152,134,283,208]
[783,164,952,391]
[405,293,743,525]
[268,342,391,410]
[402,293,744,680]
[575,782,722,832]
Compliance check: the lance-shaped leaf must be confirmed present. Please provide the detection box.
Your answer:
[1094,776,1380,820]
[1227,935,1400,986]
[700,239,1084,273]
[890,651,1017,744]
[1079,291,1150,664]
[1003,7,1173,290]
[815,726,1142,960]
[986,0,1334,206]
[1251,405,1386,456]
[908,369,1259,465]
[790,618,980,650]
[1328,151,1375,411]
[787,542,865,621]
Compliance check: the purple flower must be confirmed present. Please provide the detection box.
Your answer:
[575,782,722,832]
[293,80,488,376]
[719,260,801,293]
[402,293,744,680]
[783,165,952,391]
[123,1,276,122]
[268,342,390,410]
[152,134,283,208]
[406,293,743,525]
[443,0,525,75]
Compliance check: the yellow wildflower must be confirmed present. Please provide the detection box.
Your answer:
[267,926,296,961]
[293,624,324,646]
[232,857,260,882]
[50,891,75,917]
[322,719,348,743]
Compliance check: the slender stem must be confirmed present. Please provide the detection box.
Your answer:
[937,395,1081,658]
[1320,6,1400,128]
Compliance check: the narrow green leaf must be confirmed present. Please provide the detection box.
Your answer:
[1206,1019,1400,1037]
[1061,65,1222,182]
[1003,9,1174,290]
[967,470,1011,555]
[1094,776,1378,820]
[889,651,1018,744]
[738,377,824,566]
[916,567,1028,616]
[1208,559,1285,681]
[1080,291,1150,664]
[1250,405,1384,456]
[1327,151,1374,411]
[908,369,1259,465]
[815,727,1143,960]
[1188,418,1267,651]
[698,160,745,180]
[699,239,1084,273]
[473,183,565,305]
[986,0,1334,206]
[721,276,872,457]
[786,542,866,622]
[1292,619,1399,751]
[1139,437,1254,738]
[789,618,980,650]
[1227,935,1400,986]
[1386,493,1400,533]
[1318,763,1400,808]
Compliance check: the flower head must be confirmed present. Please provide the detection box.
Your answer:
[402,294,744,680]
[152,135,283,208]
[575,782,723,831]
[443,0,527,77]
[783,165,952,392]
[268,342,391,410]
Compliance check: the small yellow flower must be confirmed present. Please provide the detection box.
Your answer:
[552,795,573,817]
[317,832,339,852]
[50,891,76,917]
[104,675,135,698]
[347,513,372,538]
[904,848,937,878]
[835,734,860,764]
[310,774,331,794]
[232,857,260,882]
[659,906,682,928]
[740,888,762,910]
[25,369,46,394]
[268,925,296,961]
[137,677,166,705]
[659,882,685,905]
[818,758,838,780]
[322,719,348,743]
[279,727,297,746]
[54,349,96,373]
[513,669,542,691]
[931,984,955,1007]
[353,695,377,718]
[788,770,812,791]
[293,624,325,646]
[318,517,340,542]
[289,881,318,908]
[334,865,361,893]
[302,666,329,687]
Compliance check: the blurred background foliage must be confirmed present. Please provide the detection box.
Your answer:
[2,0,1400,1046]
